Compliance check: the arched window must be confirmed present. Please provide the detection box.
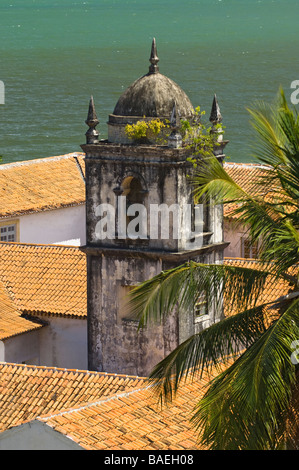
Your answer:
[121,176,144,205]
[114,175,148,241]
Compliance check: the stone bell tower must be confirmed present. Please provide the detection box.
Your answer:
[81,39,228,376]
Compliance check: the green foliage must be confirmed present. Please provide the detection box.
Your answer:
[125,118,169,143]
[124,106,223,153]
[182,106,225,164]
[129,88,299,449]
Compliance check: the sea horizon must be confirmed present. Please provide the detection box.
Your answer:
[0,0,299,165]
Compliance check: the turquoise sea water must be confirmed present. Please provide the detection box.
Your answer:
[0,0,299,164]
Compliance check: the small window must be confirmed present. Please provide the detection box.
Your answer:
[241,237,259,259]
[194,294,208,322]
[118,284,139,324]
[0,224,16,242]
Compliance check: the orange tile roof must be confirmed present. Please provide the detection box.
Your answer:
[38,360,233,450]
[224,161,270,194]
[0,242,86,318]
[223,162,272,219]
[0,362,148,433]
[0,256,290,449]
[223,258,292,317]
[0,280,44,340]
[0,153,85,219]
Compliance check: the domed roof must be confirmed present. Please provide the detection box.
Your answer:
[112,39,195,120]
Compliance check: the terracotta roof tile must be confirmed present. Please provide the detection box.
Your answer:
[223,258,292,317]
[0,153,85,218]
[0,242,86,318]
[38,362,232,450]
[0,362,148,433]
[223,162,273,219]
[0,279,44,340]
[224,161,270,193]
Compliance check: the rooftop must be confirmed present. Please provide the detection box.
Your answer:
[0,153,85,219]
[38,369,214,450]
[0,362,148,434]
[224,257,293,319]
[0,358,236,449]
[0,242,86,319]
[0,279,44,340]
[223,161,273,219]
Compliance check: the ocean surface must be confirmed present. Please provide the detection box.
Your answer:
[0,0,299,165]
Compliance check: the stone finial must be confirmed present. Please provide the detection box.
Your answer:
[149,38,159,74]
[209,94,224,146]
[209,94,222,124]
[170,101,181,129]
[168,101,182,148]
[85,96,99,144]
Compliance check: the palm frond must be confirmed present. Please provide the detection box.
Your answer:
[189,105,299,276]
[192,298,299,450]
[192,154,246,205]
[233,199,299,275]
[127,87,299,449]
[148,302,274,403]
[246,88,288,167]
[128,261,274,327]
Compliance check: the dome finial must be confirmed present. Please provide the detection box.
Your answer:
[168,101,182,148]
[209,94,224,145]
[149,37,159,74]
[209,94,222,124]
[170,101,181,129]
[85,95,99,144]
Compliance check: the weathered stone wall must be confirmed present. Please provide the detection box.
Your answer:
[86,253,179,375]
[84,245,226,376]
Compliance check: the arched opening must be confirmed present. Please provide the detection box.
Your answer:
[114,175,148,241]
[121,176,144,206]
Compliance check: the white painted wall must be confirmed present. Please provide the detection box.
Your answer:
[1,316,87,370]
[39,316,87,370]
[3,204,244,256]
[0,421,82,450]
[1,204,86,246]
[2,329,41,365]
[0,341,4,362]
[20,205,86,246]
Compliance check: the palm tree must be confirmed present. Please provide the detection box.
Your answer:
[129,88,299,450]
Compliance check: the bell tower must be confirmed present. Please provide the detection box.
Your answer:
[81,39,228,375]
